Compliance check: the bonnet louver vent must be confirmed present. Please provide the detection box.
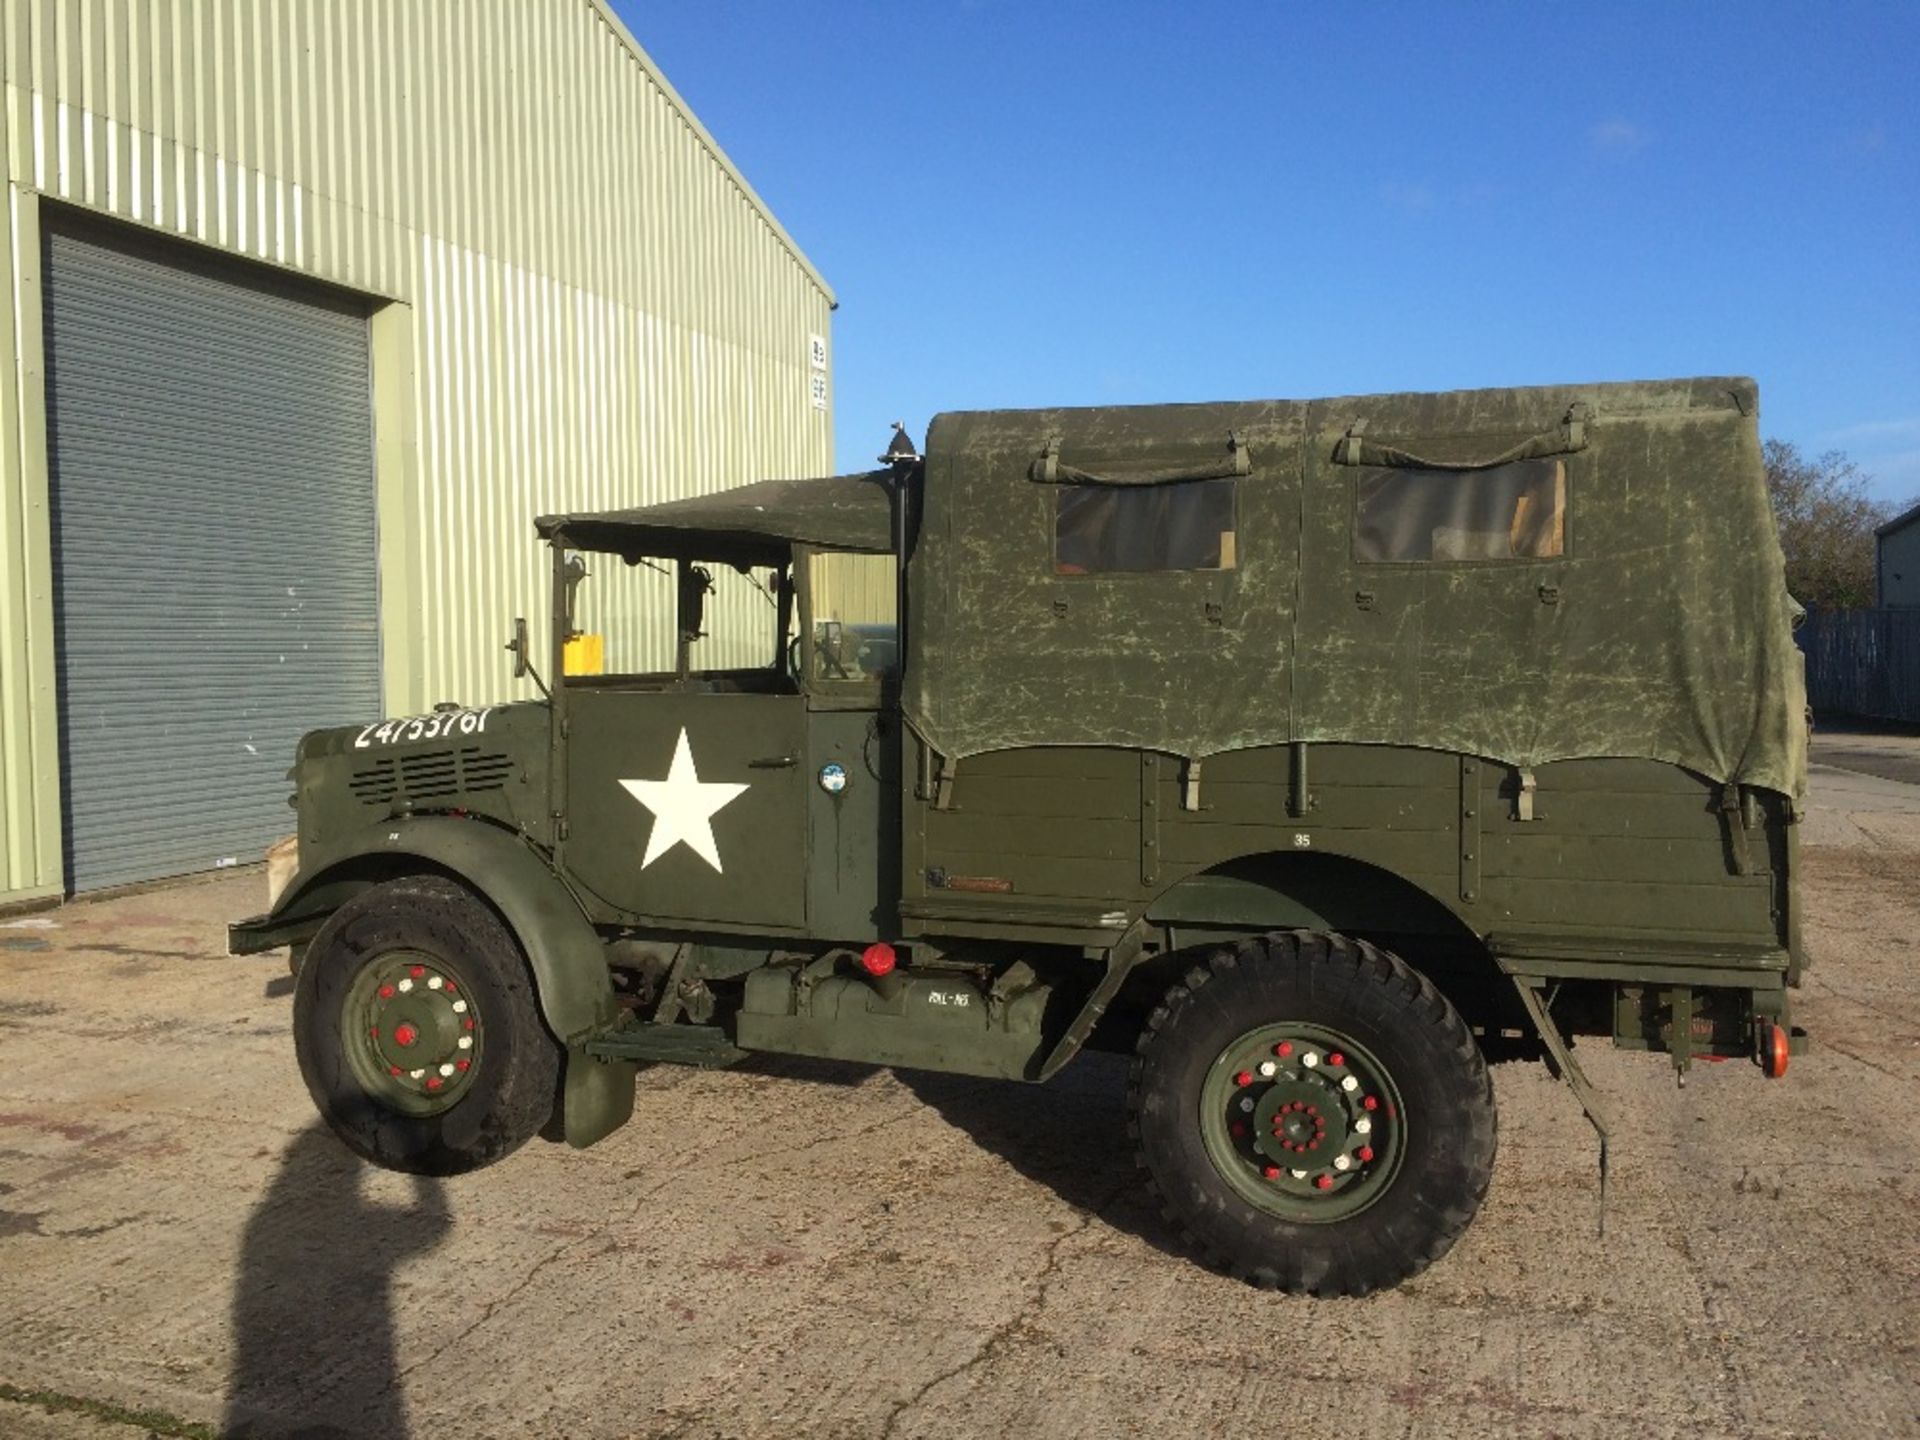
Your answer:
[348,758,398,806]
[348,747,514,807]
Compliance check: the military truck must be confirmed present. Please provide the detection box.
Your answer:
[232,376,1808,1295]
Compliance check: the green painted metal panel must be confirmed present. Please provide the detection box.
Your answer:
[562,690,808,929]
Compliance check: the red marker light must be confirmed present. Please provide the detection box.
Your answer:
[1762,1023,1790,1079]
[859,943,896,978]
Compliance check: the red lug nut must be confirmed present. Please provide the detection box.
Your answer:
[1230,1121,1247,1139]
[1234,1070,1254,1088]
[455,1059,471,1072]
[389,1065,403,1077]
[378,984,395,1000]
[1275,1041,1293,1057]
[1315,1174,1334,1191]
[1262,1164,1282,1180]
[1328,1052,1345,1068]
[410,965,426,978]
[393,1023,418,1048]
[1363,1095,1379,1111]
[1358,1146,1375,1163]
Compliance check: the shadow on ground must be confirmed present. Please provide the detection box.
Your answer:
[895,1054,1194,1261]
[224,1122,446,1439]
[732,1048,1188,1260]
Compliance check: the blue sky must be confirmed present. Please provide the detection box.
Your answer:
[616,2,1919,505]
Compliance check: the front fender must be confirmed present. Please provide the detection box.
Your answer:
[229,818,633,1149]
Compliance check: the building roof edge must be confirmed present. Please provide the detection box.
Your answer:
[1876,499,1920,539]
[586,1,838,310]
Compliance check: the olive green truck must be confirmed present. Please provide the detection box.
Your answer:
[232,376,1808,1295]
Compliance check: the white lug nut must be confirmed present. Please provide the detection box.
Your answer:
[409,1068,426,1079]
[397,978,414,993]
[1258,1061,1278,1078]
[1290,1169,1308,1180]
[1238,1097,1255,1113]
[1355,1118,1372,1136]
[439,1063,455,1077]
[1333,1154,1352,1172]
[428,976,444,990]
[457,1036,473,1050]
[451,999,469,1014]
[1341,1075,1360,1093]
[1301,1052,1320,1069]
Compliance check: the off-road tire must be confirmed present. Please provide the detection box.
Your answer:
[1129,929,1496,1295]
[294,875,562,1176]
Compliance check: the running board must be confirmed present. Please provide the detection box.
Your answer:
[586,1024,747,1068]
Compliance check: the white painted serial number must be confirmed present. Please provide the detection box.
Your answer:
[926,990,971,1009]
[353,708,495,748]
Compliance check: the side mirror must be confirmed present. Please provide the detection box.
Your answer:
[507,617,531,678]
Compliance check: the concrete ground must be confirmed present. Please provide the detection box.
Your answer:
[2,746,1918,1439]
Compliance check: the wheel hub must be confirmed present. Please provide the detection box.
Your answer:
[1199,1023,1405,1222]
[1253,1079,1349,1164]
[344,954,482,1114]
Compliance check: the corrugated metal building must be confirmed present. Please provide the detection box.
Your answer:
[1878,502,1920,608]
[0,0,834,904]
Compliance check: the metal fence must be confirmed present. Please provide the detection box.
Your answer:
[1798,608,1920,721]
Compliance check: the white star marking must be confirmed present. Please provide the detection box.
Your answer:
[619,728,749,872]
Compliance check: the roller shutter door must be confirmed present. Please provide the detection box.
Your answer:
[43,217,381,893]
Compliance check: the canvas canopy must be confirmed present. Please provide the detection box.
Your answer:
[904,377,1809,798]
[536,471,895,566]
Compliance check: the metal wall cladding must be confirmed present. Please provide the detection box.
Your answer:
[43,218,382,891]
[0,0,834,897]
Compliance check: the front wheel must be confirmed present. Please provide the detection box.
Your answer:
[294,875,562,1176]
[1129,930,1496,1295]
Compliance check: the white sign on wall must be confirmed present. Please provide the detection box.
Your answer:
[810,373,828,411]
[808,334,827,370]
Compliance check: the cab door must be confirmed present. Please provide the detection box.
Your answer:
[563,690,808,930]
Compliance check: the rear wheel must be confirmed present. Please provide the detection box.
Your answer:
[294,875,562,1175]
[1129,930,1495,1295]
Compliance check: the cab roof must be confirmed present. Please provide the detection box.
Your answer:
[535,471,896,565]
